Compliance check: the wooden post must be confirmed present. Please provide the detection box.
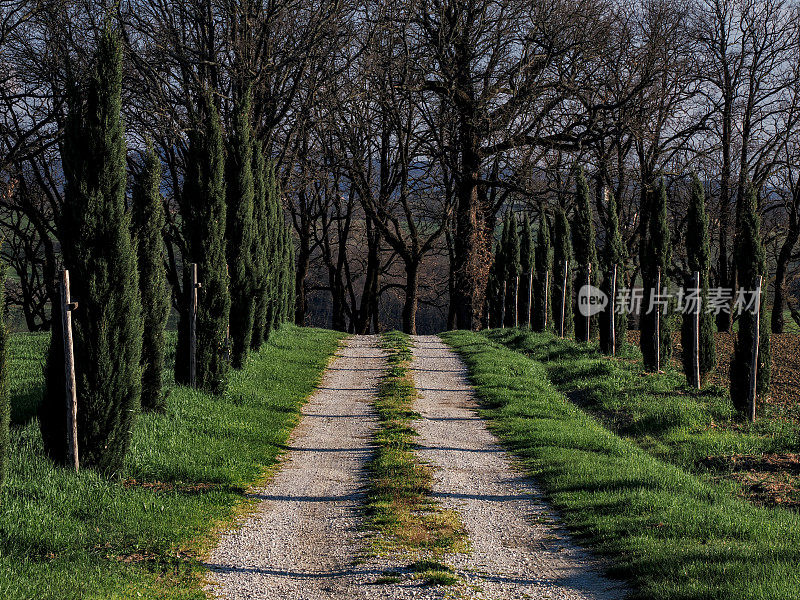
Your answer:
[693,271,701,390]
[585,262,592,343]
[560,260,569,338]
[224,263,231,363]
[748,275,763,422]
[60,269,79,473]
[500,285,506,330]
[514,275,519,328]
[610,264,617,357]
[655,267,661,372]
[544,270,549,331]
[528,269,533,328]
[189,263,199,388]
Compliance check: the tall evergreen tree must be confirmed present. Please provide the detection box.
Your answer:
[264,164,280,339]
[132,141,169,411]
[271,189,288,333]
[226,87,256,368]
[641,179,672,371]
[283,224,295,323]
[175,87,230,392]
[599,187,627,354]
[487,242,503,328]
[681,174,716,383]
[533,214,553,332]
[503,212,521,327]
[518,214,534,327]
[730,183,771,415]
[553,207,574,337]
[40,26,143,472]
[250,141,268,350]
[0,259,8,486]
[573,168,598,340]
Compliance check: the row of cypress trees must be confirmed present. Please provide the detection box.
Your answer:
[485,168,770,417]
[0,262,7,487]
[37,25,294,473]
[172,82,293,393]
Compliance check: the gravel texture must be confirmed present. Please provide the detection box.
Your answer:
[205,335,387,600]
[410,335,627,600]
[206,334,628,600]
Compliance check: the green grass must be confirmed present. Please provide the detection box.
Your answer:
[365,332,466,561]
[442,330,800,600]
[0,325,344,599]
[485,328,800,504]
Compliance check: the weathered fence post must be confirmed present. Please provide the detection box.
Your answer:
[748,275,763,422]
[610,264,617,357]
[514,275,519,328]
[224,263,231,363]
[60,269,79,472]
[500,284,506,330]
[527,269,533,328]
[560,260,569,338]
[189,263,200,388]
[693,270,701,389]
[655,267,661,372]
[543,270,549,332]
[585,262,592,343]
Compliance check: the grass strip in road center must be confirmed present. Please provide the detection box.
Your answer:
[365,332,466,583]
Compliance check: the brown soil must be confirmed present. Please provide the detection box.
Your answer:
[627,330,800,419]
[700,454,800,509]
[626,330,800,510]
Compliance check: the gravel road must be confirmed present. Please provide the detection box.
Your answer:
[205,335,386,600]
[410,335,627,600]
[205,334,627,600]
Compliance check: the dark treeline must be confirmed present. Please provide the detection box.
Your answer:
[1,0,799,340]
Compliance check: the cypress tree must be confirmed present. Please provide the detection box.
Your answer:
[487,242,503,328]
[503,212,521,327]
[250,141,268,351]
[599,187,627,354]
[495,214,509,326]
[264,164,280,339]
[533,215,553,332]
[175,87,230,392]
[641,179,672,371]
[271,195,287,333]
[681,174,716,383]
[283,224,295,324]
[132,141,169,412]
[40,26,143,472]
[730,183,771,415]
[573,168,599,340]
[553,206,574,337]
[518,214,534,327]
[0,260,8,487]
[226,87,255,368]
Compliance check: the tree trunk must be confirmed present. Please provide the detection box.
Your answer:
[446,226,458,330]
[772,225,798,333]
[452,112,487,331]
[354,218,380,334]
[294,225,310,326]
[717,97,733,332]
[403,259,419,335]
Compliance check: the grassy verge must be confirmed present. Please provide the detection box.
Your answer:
[364,332,465,584]
[442,330,800,600]
[487,328,800,509]
[0,325,344,599]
